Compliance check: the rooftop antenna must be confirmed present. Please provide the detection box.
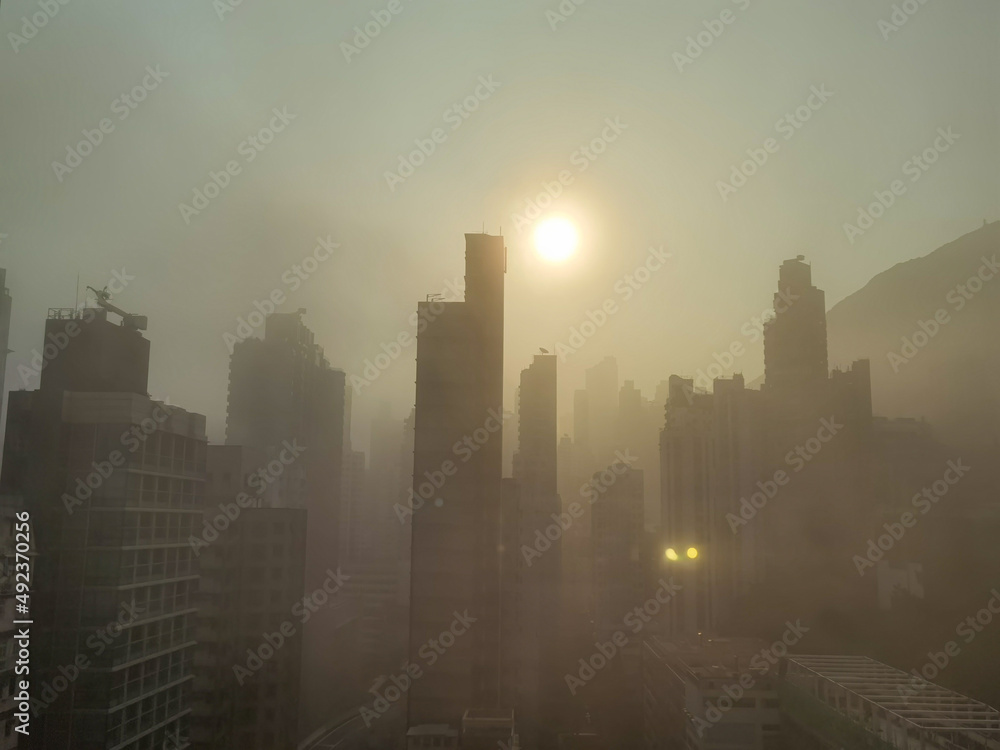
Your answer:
[74,273,80,312]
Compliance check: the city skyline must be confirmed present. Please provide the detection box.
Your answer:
[1,1,998,747]
[1,0,997,446]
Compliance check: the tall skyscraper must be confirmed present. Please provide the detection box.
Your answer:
[1,305,204,749]
[225,309,350,736]
[408,233,505,736]
[591,467,644,636]
[763,255,828,394]
[505,354,559,748]
[659,375,714,635]
[659,256,878,638]
[659,373,766,635]
[583,356,619,471]
[617,379,661,527]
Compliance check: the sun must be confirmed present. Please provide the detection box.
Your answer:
[534,217,578,263]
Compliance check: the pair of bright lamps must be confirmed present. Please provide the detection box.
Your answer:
[665,547,699,561]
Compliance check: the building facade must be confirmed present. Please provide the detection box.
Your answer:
[408,233,506,731]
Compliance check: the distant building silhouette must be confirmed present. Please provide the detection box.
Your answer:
[763,255,828,394]
[225,309,351,737]
[659,256,877,636]
[503,354,559,748]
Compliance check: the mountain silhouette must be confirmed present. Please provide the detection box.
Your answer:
[827,220,1000,456]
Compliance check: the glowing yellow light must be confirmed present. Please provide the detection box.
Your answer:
[665,548,678,561]
[534,217,578,263]
[687,547,699,559]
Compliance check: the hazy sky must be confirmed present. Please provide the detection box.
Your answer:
[1,0,997,447]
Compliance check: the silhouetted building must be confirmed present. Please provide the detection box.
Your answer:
[340,448,366,562]
[617,379,662,527]
[592,467,644,636]
[1,306,204,749]
[191,445,306,750]
[408,233,506,732]
[362,403,409,565]
[225,309,350,736]
[659,257,879,638]
[659,373,767,636]
[504,354,559,748]
[763,255,828,395]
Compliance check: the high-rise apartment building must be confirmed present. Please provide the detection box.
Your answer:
[191,445,307,750]
[659,257,878,638]
[504,354,559,748]
[408,233,506,732]
[225,310,349,735]
[591,467,644,636]
[1,306,205,750]
[762,255,828,395]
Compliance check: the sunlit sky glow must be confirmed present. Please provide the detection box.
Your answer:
[0,0,996,447]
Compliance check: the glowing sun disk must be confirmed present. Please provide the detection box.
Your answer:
[534,217,578,262]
